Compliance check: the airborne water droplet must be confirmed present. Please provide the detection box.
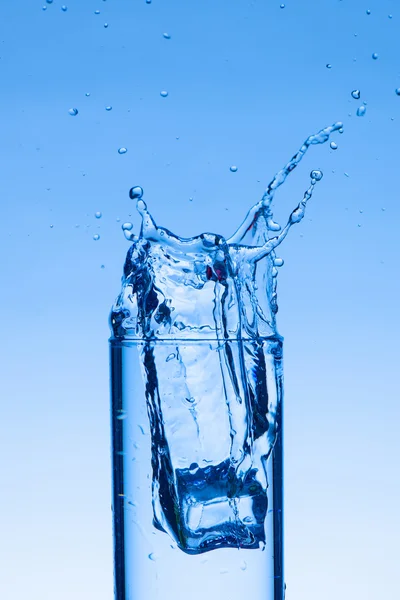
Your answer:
[357,105,366,117]
[310,169,323,181]
[160,90,169,97]
[104,23,109,28]
[129,186,144,200]
[326,63,332,69]
[274,258,284,267]
[366,9,371,15]
[105,105,112,111]
[146,0,152,3]
[395,88,400,96]
[163,33,171,39]
[61,5,68,10]
[148,553,156,561]
[95,211,102,219]
[122,222,133,231]
[230,165,238,172]
[351,89,360,99]
[372,53,378,60]
[68,108,78,116]
[118,147,128,154]
[85,92,91,97]
[280,3,285,7]
[94,9,100,14]
[46,0,53,3]
[93,234,100,241]
[330,142,338,150]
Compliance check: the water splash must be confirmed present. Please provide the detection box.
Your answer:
[111,121,342,554]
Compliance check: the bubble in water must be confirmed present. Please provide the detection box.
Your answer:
[230,165,238,172]
[357,105,366,117]
[366,9,371,15]
[326,63,332,69]
[129,186,144,200]
[118,147,128,154]
[372,53,378,60]
[395,88,400,96]
[163,33,171,39]
[68,108,78,116]
[274,258,284,267]
[310,169,323,181]
[122,222,134,231]
[61,5,68,10]
[330,142,338,150]
[105,105,112,111]
[160,90,169,97]
[351,89,360,99]
[95,211,102,219]
[93,234,100,241]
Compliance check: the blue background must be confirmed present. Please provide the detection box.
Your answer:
[1,0,399,598]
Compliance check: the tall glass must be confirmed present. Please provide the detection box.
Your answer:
[110,335,284,600]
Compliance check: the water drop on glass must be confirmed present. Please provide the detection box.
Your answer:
[68,108,78,116]
[160,90,169,97]
[310,169,323,181]
[330,142,338,150]
[93,234,100,241]
[230,165,238,172]
[105,105,112,111]
[372,53,378,60]
[118,147,128,154]
[163,33,171,39]
[356,105,366,117]
[395,88,400,96]
[274,258,284,267]
[326,63,332,69]
[95,211,102,219]
[351,89,360,99]
[129,186,143,200]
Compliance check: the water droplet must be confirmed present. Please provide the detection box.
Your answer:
[189,197,193,202]
[101,264,105,269]
[68,108,78,116]
[160,90,169,97]
[357,224,362,228]
[104,22,109,28]
[61,5,68,10]
[372,53,378,60]
[95,211,102,219]
[163,33,171,39]
[344,172,349,177]
[49,224,54,228]
[388,14,393,19]
[122,222,134,231]
[94,9,100,14]
[280,3,285,7]
[356,105,366,117]
[339,127,344,134]
[310,169,323,181]
[230,165,238,172]
[129,186,144,200]
[148,553,156,561]
[274,257,284,267]
[118,147,128,154]
[85,92,91,97]
[240,561,247,571]
[42,5,47,9]
[46,0,53,3]
[93,234,100,241]
[330,142,338,150]
[105,105,112,111]
[351,89,360,99]
[395,88,400,96]
[146,0,152,3]
[366,9,371,15]
[166,353,176,362]
[326,63,332,69]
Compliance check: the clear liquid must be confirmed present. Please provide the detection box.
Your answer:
[111,340,283,600]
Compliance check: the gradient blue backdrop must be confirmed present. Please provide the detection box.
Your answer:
[1,1,399,598]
